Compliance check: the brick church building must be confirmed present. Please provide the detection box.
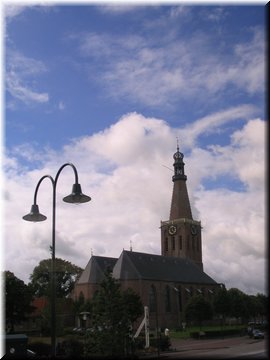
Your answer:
[72,146,221,329]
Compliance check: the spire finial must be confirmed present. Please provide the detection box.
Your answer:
[176,136,179,152]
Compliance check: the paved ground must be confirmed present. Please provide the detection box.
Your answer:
[139,335,268,359]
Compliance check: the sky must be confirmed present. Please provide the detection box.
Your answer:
[1,2,267,297]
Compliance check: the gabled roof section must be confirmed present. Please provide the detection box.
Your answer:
[112,250,141,280]
[113,251,216,285]
[77,255,117,284]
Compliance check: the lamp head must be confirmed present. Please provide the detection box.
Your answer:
[22,204,47,222]
[63,183,91,204]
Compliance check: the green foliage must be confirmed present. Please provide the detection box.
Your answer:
[154,334,171,351]
[84,271,143,357]
[184,295,213,326]
[227,288,248,320]
[29,258,83,298]
[212,287,269,324]
[58,338,84,357]
[73,291,92,316]
[240,292,268,323]
[5,271,35,332]
[39,298,72,336]
[213,286,231,318]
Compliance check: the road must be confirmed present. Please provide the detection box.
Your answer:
[140,336,268,359]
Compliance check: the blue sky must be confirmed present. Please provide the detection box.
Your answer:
[2,3,266,296]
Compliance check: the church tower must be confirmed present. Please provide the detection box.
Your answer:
[161,145,203,270]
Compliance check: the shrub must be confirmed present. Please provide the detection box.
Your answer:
[28,342,51,356]
[149,334,171,351]
[58,338,84,357]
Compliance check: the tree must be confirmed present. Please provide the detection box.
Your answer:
[213,286,231,320]
[184,295,213,328]
[30,258,83,298]
[84,271,143,357]
[227,288,249,322]
[255,293,268,320]
[5,271,34,332]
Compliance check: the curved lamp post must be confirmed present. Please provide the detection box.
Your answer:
[22,163,91,357]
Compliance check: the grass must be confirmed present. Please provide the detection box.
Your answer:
[170,324,246,339]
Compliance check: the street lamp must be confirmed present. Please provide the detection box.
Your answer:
[22,163,91,357]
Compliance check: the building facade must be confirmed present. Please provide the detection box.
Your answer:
[72,146,222,329]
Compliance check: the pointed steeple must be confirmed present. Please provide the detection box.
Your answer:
[169,143,193,220]
[161,143,203,270]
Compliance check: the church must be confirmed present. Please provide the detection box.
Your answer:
[72,145,222,329]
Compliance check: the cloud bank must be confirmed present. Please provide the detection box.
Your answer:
[4,109,266,295]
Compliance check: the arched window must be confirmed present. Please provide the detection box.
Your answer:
[149,285,157,312]
[165,285,171,312]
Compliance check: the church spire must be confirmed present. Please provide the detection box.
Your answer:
[161,144,203,270]
[170,143,192,220]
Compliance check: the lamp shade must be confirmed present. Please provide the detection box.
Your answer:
[22,204,47,222]
[63,183,91,204]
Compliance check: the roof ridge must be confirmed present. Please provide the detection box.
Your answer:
[123,251,143,279]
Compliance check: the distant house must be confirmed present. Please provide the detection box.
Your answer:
[72,147,223,329]
[14,296,48,334]
[15,296,74,334]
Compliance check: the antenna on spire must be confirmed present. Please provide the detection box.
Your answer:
[176,136,179,152]
[130,240,133,252]
[162,164,173,172]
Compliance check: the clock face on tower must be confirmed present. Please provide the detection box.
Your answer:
[168,225,177,235]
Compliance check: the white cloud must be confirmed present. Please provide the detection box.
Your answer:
[3,111,266,295]
[180,104,257,148]
[73,26,265,107]
[230,118,265,190]
[97,5,142,14]
[58,101,65,110]
[5,50,49,105]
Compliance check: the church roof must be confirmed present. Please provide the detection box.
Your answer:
[113,250,217,285]
[77,255,117,284]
